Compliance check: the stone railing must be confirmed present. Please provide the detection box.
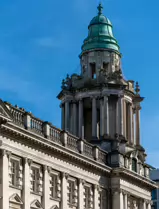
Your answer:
[6,106,107,165]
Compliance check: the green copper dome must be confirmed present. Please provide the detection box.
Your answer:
[81,4,120,55]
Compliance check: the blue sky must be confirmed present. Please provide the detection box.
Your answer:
[0,0,159,167]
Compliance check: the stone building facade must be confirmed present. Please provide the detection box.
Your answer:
[0,3,156,209]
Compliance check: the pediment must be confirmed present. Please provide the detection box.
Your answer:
[9,193,23,205]
[50,206,59,209]
[0,100,12,122]
[30,199,43,209]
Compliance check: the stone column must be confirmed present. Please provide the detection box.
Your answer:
[23,158,32,209]
[116,97,119,134]
[136,105,141,145]
[123,99,127,138]
[129,104,133,144]
[143,200,146,209]
[94,185,99,209]
[92,97,97,138]
[73,101,77,136]
[104,95,109,136]
[61,103,65,130]
[78,99,83,138]
[132,108,135,144]
[69,103,73,133]
[100,98,104,137]
[61,173,68,209]
[117,96,124,136]
[112,189,124,209]
[123,192,128,209]
[65,101,70,131]
[1,150,10,209]
[147,202,151,209]
[78,179,84,209]
[42,165,49,209]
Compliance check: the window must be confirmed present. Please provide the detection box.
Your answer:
[90,63,96,79]
[99,190,107,209]
[31,167,40,193]
[132,158,137,172]
[50,174,58,198]
[10,159,19,187]
[103,62,109,71]
[68,180,75,205]
[152,189,157,200]
[84,186,93,209]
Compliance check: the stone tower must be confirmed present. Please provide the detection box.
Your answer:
[58,4,144,166]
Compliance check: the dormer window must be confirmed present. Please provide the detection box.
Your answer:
[132,158,137,172]
[90,63,96,79]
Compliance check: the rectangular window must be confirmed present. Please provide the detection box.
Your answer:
[10,159,19,187]
[90,63,96,79]
[84,186,93,209]
[31,167,40,193]
[68,180,75,205]
[50,174,58,198]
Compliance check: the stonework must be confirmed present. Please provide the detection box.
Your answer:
[0,3,157,209]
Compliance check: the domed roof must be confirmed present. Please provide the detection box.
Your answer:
[81,4,120,56]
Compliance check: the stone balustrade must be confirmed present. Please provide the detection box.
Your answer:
[8,105,107,164]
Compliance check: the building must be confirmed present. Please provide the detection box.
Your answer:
[150,169,159,209]
[0,3,156,209]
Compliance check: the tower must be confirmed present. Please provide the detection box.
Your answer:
[58,3,143,154]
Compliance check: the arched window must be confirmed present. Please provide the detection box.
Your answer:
[132,158,137,172]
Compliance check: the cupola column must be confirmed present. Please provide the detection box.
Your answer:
[118,96,124,135]
[65,101,70,131]
[129,103,133,144]
[92,97,97,138]
[136,105,141,145]
[79,99,84,138]
[61,103,65,130]
[73,101,77,136]
[104,95,109,136]
[100,98,104,137]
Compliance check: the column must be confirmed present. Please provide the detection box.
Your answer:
[143,200,146,209]
[94,185,99,209]
[1,150,9,209]
[92,97,97,138]
[104,95,109,136]
[78,179,84,209]
[61,173,68,209]
[136,105,141,145]
[100,98,104,137]
[147,202,151,209]
[129,104,132,144]
[123,99,127,138]
[42,165,49,209]
[65,101,70,131]
[70,103,73,133]
[73,101,77,135]
[78,99,83,138]
[61,103,65,130]
[132,108,135,144]
[118,96,124,136]
[22,158,31,209]
[123,192,128,209]
[116,97,119,134]
[112,189,124,209]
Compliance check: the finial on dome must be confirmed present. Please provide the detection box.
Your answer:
[97,3,103,15]
[135,81,140,95]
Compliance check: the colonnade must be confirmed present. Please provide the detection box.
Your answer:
[112,189,151,209]
[61,95,141,144]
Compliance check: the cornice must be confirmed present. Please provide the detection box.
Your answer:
[111,167,157,190]
[0,123,111,175]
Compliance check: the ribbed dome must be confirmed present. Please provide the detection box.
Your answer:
[81,4,120,55]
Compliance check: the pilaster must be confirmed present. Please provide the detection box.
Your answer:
[136,105,141,145]
[1,149,10,209]
[61,172,68,209]
[78,179,85,209]
[112,189,124,209]
[22,158,32,209]
[100,98,104,137]
[60,103,65,130]
[94,185,99,209]
[73,100,77,135]
[42,165,50,209]
[65,101,70,131]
